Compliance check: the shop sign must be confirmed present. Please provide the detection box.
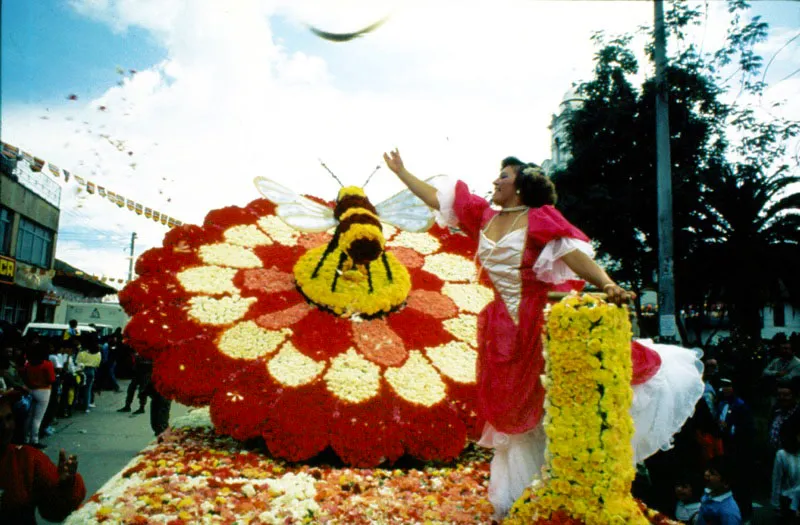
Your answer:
[0,255,15,285]
[42,291,61,305]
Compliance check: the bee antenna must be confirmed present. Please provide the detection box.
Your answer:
[318,159,345,187]
[361,165,381,189]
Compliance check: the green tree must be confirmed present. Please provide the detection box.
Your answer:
[552,0,799,342]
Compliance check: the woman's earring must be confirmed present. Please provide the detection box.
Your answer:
[516,190,521,195]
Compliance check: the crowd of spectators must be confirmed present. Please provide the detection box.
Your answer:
[636,332,800,524]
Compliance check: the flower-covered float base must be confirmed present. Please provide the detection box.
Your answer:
[65,410,494,524]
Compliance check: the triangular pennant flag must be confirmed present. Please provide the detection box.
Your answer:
[97,186,106,197]
[144,207,153,218]
[62,169,71,183]
[48,164,61,178]
[126,199,135,211]
[1,142,20,159]
[31,158,45,172]
[135,203,143,215]
[74,175,86,185]
[86,182,96,194]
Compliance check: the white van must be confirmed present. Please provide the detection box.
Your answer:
[22,323,97,339]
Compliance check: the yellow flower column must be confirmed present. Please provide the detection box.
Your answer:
[505,293,649,525]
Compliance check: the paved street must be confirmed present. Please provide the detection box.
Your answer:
[34,380,189,523]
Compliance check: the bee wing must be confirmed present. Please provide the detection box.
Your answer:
[254,177,336,232]
[374,175,446,232]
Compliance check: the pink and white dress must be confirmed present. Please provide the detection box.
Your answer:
[434,179,705,517]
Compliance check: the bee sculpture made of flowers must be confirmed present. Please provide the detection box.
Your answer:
[254,177,441,318]
[120,173,494,466]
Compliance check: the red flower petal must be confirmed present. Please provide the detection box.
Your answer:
[119,276,181,316]
[256,302,313,330]
[406,290,458,319]
[299,232,333,250]
[353,319,407,367]
[431,224,475,255]
[329,396,404,467]
[135,247,199,276]
[253,244,305,273]
[210,359,280,441]
[162,224,219,249]
[123,306,211,359]
[203,206,259,232]
[399,399,466,462]
[386,247,424,269]
[237,267,295,294]
[244,198,276,217]
[262,383,331,461]
[245,291,304,316]
[291,309,352,360]
[387,308,453,350]
[408,267,444,291]
[152,338,234,406]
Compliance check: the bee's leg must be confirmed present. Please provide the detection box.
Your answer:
[311,237,339,279]
[330,252,348,292]
[366,265,374,294]
[381,252,393,282]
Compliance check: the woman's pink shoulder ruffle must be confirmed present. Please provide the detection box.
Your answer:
[527,205,590,246]
[452,180,491,239]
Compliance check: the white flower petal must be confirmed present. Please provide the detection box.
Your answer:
[267,342,325,387]
[443,314,479,347]
[386,231,441,255]
[187,296,256,325]
[224,224,273,247]
[385,351,446,406]
[199,243,261,268]
[176,265,238,295]
[422,253,476,282]
[425,342,478,384]
[218,321,290,360]
[323,348,381,403]
[258,216,301,246]
[442,283,494,314]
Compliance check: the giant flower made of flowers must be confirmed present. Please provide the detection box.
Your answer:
[120,177,493,467]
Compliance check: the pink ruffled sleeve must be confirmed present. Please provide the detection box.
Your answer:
[527,205,590,246]
[529,206,592,286]
[432,178,490,240]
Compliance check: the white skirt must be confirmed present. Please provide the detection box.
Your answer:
[479,339,705,518]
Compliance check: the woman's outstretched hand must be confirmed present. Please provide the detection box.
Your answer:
[383,148,405,176]
[603,284,636,306]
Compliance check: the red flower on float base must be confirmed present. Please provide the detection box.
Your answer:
[121,196,492,466]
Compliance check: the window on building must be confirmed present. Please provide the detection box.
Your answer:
[15,217,54,268]
[775,302,786,327]
[0,207,12,255]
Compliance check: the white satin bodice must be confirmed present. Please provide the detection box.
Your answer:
[478,228,526,321]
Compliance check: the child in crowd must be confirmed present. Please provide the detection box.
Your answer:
[696,456,742,525]
[674,473,703,524]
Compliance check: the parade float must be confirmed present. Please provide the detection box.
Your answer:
[64,180,678,524]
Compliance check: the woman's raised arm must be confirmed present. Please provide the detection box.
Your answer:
[383,149,440,210]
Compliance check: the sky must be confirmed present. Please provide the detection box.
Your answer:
[1,0,798,286]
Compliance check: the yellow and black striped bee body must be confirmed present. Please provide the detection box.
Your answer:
[310,186,393,293]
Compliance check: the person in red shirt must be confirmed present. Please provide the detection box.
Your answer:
[21,344,56,448]
[0,389,86,524]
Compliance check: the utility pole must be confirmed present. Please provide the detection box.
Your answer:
[128,232,137,282]
[654,0,678,343]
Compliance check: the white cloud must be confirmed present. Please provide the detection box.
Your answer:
[4,0,797,283]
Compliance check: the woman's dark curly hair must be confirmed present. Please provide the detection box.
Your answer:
[501,156,557,208]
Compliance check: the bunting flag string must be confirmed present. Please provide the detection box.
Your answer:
[21,265,130,285]
[1,140,184,228]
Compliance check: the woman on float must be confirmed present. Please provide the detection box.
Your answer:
[383,149,704,518]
